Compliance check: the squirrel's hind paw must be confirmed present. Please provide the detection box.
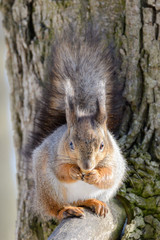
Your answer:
[58,206,85,220]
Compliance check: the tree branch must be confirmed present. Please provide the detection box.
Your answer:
[48,199,126,240]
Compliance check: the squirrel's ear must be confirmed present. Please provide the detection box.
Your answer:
[95,99,107,125]
[65,96,77,128]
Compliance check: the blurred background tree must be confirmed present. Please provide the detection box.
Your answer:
[0,13,17,240]
[0,0,160,239]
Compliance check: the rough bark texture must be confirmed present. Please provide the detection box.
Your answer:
[1,0,160,239]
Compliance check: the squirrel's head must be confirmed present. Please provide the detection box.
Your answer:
[64,97,113,172]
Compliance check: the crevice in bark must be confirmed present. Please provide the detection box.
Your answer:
[139,1,144,53]
[11,36,23,75]
[16,112,23,148]
[80,0,91,23]
[137,64,144,111]
[27,0,36,44]
[122,14,126,36]
[142,2,157,25]
[143,3,156,9]
[155,23,159,40]
[149,131,157,159]
[152,7,157,25]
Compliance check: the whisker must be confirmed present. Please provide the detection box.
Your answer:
[56,154,80,161]
[97,160,117,168]
[54,158,76,166]
[54,158,71,163]
[56,154,70,158]
[55,156,71,161]
[53,162,75,168]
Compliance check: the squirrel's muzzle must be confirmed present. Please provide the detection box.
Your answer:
[81,161,93,172]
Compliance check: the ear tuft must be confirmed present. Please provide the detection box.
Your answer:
[65,96,77,128]
[95,99,107,125]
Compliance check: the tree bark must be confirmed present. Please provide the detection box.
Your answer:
[1,0,160,239]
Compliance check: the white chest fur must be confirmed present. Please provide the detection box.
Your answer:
[62,181,106,203]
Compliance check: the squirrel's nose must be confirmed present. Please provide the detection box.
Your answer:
[82,161,93,171]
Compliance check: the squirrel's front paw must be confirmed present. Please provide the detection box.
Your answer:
[86,199,108,217]
[69,165,82,180]
[83,169,100,185]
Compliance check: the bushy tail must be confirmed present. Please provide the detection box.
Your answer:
[25,25,124,157]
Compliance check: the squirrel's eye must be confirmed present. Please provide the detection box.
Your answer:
[69,141,75,151]
[99,142,104,152]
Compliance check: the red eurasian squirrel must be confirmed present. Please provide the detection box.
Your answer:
[30,29,126,221]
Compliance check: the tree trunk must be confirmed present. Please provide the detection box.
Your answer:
[1,0,160,239]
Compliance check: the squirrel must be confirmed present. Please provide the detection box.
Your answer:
[30,28,126,221]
